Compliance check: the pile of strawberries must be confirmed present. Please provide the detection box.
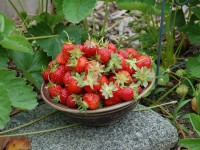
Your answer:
[42,39,154,111]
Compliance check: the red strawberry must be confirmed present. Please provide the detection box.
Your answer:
[118,50,129,59]
[66,78,82,94]
[104,95,121,106]
[84,77,101,93]
[117,54,128,70]
[78,44,84,53]
[99,75,109,85]
[125,65,135,75]
[108,75,116,83]
[48,60,56,69]
[48,84,62,98]
[63,71,72,85]
[64,62,71,72]
[125,48,139,59]
[138,86,143,94]
[136,55,152,69]
[120,87,134,101]
[82,93,100,110]
[66,95,77,108]
[62,43,75,60]
[59,88,70,105]
[42,69,50,82]
[56,53,67,65]
[107,43,117,53]
[97,48,111,63]
[83,40,98,57]
[74,56,88,73]
[49,65,65,84]
[115,70,132,85]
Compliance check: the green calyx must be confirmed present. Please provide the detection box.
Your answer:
[114,72,129,87]
[126,58,137,70]
[100,82,118,99]
[69,46,84,59]
[129,83,139,99]
[105,53,121,73]
[72,73,86,87]
[87,61,105,77]
[133,67,154,88]
[84,73,98,89]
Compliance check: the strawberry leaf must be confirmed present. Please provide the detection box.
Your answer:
[0,12,14,35]
[0,83,12,130]
[0,47,8,69]
[63,0,97,24]
[0,69,38,110]
[0,34,33,54]
[9,51,51,89]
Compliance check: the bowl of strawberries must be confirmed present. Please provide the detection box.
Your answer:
[41,39,155,126]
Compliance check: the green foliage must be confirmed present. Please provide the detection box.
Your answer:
[9,51,51,89]
[28,23,87,58]
[0,83,12,130]
[0,12,33,54]
[63,0,97,24]
[179,114,200,149]
[186,55,200,78]
[0,69,38,129]
[0,47,8,69]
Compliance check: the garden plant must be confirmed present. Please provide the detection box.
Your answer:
[0,0,200,149]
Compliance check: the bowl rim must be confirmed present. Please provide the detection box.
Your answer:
[41,71,155,114]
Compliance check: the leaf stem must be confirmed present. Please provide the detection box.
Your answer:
[17,0,26,12]
[0,123,80,138]
[155,82,180,103]
[132,101,177,112]
[101,1,109,37]
[26,35,58,40]
[83,18,89,33]
[0,110,57,135]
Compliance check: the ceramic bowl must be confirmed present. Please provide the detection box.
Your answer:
[41,74,155,126]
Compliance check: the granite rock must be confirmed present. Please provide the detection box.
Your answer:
[6,103,178,150]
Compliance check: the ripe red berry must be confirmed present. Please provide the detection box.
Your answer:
[66,95,77,108]
[42,69,50,82]
[49,65,65,84]
[107,43,117,53]
[125,48,139,59]
[82,93,100,110]
[63,71,72,85]
[83,40,98,57]
[66,78,82,94]
[59,88,70,105]
[62,43,75,60]
[56,53,67,65]
[136,55,152,69]
[74,56,88,73]
[120,87,134,101]
[97,48,111,63]
[118,50,129,59]
[48,84,62,98]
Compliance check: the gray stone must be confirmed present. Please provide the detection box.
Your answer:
[6,103,178,150]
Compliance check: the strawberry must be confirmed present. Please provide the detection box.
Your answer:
[99,75,109,85]
[48,84,62,98]
[82,93,100,110]
[66,95,78,108]
[64,62,71,72]
[49,65,65,84]
[125,65,135,75]
[118,50,129,59]
[108,75,116,83]
[66,78,82,94]
[62,43,75,60]
[83,40,98,57]
[125,48,139,59]
[56,53,67,65]
[85,61,105,77]
[136,55,152,69]
[84,76,101,93]
[117,54,128,70]
[107,43,117,53]
[138,86,143,94]
[74,56,88,73]
[78,44,84,53]
[59,88,70,105]
[97,48,111,63]
[42,69,50,82]
[120,87,134,101]
[115,70,132,87]
[104,95,121,106]
[48,60,56,69]
[63,71,72,85]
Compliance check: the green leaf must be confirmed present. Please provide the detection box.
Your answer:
[0,12,14,35]
[179,138,200,150]
[186,55,200,78]
[197,84,200,113]
[33,12,64,27]
[0,46,8,69]
[171,9,186,30]
[63,0,97,24]
[9,51,51,89]
[173,99,190,119]
[0,83,12,130]
[0,34,33,54]
[0,69,38,110]
[117,0,148,11]
[53,0,64,18]
[192,8,200,19]
[190,113,200,136]
[28,23,87,58]
[186,24,200,44]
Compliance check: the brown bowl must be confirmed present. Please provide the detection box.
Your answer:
[41,74,155,126]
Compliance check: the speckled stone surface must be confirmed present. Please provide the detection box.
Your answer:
[6,103,178,150]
